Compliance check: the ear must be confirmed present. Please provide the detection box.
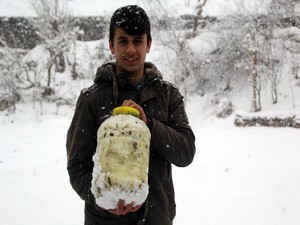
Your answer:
[146,38,152,53]
[109,40,115,54]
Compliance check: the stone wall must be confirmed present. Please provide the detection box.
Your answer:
[234,114,300,128]
[0,16,107,49]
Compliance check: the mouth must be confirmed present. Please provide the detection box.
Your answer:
[123,55,138,62]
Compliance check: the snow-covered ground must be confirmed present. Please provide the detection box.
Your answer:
[1,0,300,224]
[1,102,300,225]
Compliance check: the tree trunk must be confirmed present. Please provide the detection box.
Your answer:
[251,73,257,112]
[47,62,53,87]
[192,0,207,38]
[257,86,262,111]
[271,82,278,104]
[251,52,261,112]
[55,53,65,73]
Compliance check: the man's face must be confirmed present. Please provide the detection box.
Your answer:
[109,27,151,78]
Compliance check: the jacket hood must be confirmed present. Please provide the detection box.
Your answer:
[94,62,163,106]
[94,62,163,84]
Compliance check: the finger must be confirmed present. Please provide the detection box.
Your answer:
[125,202,141,211]
[122,99,134,106]
[117,199,125,211]
[107,208,117,214]
[123,100,140,108]
[122,100,129,106]
[107,199,125,215]
[130,203,142,212]
[121,100,147,123]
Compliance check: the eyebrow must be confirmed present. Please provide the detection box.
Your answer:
[117,35,144,40]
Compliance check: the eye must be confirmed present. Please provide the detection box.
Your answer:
[133,39,143,45]
[118,39,128,45]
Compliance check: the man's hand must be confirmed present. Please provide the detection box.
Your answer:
[107,199,143,215]
[122,100,147,124]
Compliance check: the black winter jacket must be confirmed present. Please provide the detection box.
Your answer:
[66,62,196,225]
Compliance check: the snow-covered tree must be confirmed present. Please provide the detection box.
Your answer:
[261,1,287,104]
[154,25,194,97]
[201,16,248,95]
[145,0,210,97]
[272,0,300,80]
[0,40,27,111]
[30,0,79,94]
[263,39,283,104]
[289,29,300,79]
[242,20,265,112]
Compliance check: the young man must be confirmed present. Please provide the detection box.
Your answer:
[66,5,196,225]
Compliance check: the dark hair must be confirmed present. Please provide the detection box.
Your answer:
[109,5,151,43]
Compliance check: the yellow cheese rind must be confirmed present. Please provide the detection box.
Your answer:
[112,106,140,118]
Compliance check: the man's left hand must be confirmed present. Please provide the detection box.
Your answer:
[107,199,142,215]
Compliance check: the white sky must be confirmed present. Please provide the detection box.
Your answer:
[0,0,271,17]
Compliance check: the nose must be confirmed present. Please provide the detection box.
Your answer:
[125,42,136,55]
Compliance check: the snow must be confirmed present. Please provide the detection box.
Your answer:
[174,122,300,225]
[1,0,300,225]
[0,114,83,225]
[1,104,300,225]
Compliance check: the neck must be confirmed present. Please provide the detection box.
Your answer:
[127,73,144,85]
[116,67,144,85]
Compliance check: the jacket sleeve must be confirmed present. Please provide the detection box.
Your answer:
[149,86,196,167]
[66,92,99,207]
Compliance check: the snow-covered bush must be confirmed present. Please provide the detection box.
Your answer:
[210,96,233,118]
[0,43,27,111]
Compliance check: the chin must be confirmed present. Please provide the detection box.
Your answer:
[121,65,139,73]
